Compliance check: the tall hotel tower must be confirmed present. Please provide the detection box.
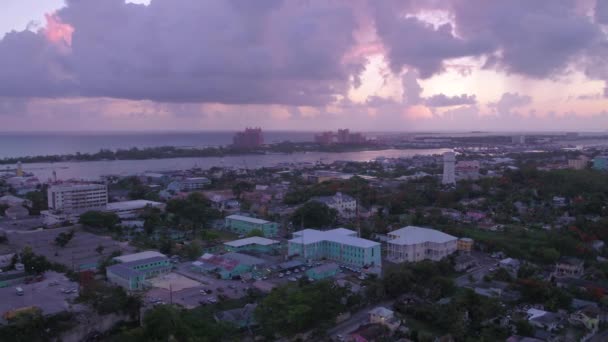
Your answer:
[442,152,456,185]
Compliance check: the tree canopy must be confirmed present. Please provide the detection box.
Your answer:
[291,201,337,228]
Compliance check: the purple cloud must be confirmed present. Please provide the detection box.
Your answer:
[489,93,532,116]
[597,0,608,24]
[0,0,364,106]
[452,0,602,77]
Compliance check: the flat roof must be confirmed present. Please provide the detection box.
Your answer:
[106,200,163,211]
[114,251,167,263]
[224,236,279,247]
[225,215,271,225]
[49,183,106,191]
[290,228,379,248]
[388,226,457,245]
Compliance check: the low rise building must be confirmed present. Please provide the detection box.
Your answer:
[105,200,164,219]
[310,192,357,219]
[223,236,280,253]
[224,215,278,237]
[386,226,458,263]
[167,177,211,192]
[568,156,590,170]
[47,183,108,212]
[306,263,340,280]
[191,252,266,280]
[368,306,401,331]
[457,237,474,254]
[288,228,381,268]
[593,155,608,171]
[106,251,171,291]
[554,257,584,278]
[456,160,481,180]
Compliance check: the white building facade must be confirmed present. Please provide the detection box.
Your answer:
[47,184,108,212]
[311,192,357,219]
[442,152,456,185]
[386,226,458,263]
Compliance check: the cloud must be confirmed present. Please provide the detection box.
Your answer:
[597,0,608,24]
[451,0,602,77]
[488,92,532,117]
[370,1,491,78]
[425,93,476,107]
[0,0,365,106]
[401,70,423,105]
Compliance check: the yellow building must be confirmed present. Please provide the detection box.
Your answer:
[457,237,474,253]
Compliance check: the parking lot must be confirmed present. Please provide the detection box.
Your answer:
[0,271,78,322]
[144,265,252,309]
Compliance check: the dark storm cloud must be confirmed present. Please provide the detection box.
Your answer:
[370,0,492,78]
[425,93,476,107]
[597,0,608,24]
[451,0,602,77]
[0,0,363,106]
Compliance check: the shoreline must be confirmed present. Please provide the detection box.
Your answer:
[0,143,439,166]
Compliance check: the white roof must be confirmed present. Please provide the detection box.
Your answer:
[527,308,548,320]
[106,200,163,211]
[49,183,106,191]
[114,251,166,263]
[224,236,279,247]
[290,228,379,248]
[225,215,271,225]
[369,306,394,317]
[388,226,457,245]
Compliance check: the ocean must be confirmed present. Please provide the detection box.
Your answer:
[0,131,316,159]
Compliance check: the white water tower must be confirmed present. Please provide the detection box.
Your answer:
[442,152,456,185]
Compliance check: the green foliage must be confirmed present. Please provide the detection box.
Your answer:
[166,193,220,234]
[54,230,75,248]
[78,282,142,316]
[0,312,75,342]
[255,281,348,337]
[284,176,377,206]
[79,211,120,231]
[232,181,254,199]
[20,247,51,275]
[182,241,203,261]
[24,188,48,215]
[111,304,238,342]
[246,228,264,237]
[517,279,572,311]
[373,260,455,300]
[291,201,338,228]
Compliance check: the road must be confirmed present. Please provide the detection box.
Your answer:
[454,252,499,287]
[327,300,393,340]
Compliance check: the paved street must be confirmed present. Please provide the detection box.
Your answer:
[455,252,499,287]
[0,271,78,322]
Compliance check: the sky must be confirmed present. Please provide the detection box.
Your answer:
[0,0,607,132]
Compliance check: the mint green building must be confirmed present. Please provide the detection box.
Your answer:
[106,251,171,290]
[224,236,280,253]
[306,263,340,280]
[225,215,278,237]
[288,228,381,268]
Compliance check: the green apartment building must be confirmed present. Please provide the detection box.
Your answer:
[306,263,340,280]
[288,228,381,268]
[224,236,280,253]
[106,251,172,291]
[224,215,278,237]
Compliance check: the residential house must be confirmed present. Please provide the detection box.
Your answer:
[368,306,401,331]
[553,257,584,278]
[214,303,257,329]
[223,236,280,253]
[310,192,357,219]
[191,252,266,280]
[306,263,340,281]
[570,305,600,331]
